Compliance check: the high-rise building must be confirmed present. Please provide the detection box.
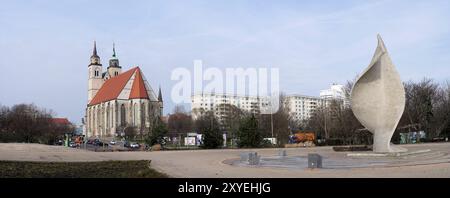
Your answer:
[285,95,326,121]
[320,84,349,107]
[191,93,271,123]
[191,93,326,124]
[190,84,348,125]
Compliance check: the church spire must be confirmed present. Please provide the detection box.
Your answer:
[112,42,116,58]
[158,86,163,102]
[93,41,98,57]
[90,41,101,66]
[108,42,120,68]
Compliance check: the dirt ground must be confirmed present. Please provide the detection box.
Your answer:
[1,142,450,178]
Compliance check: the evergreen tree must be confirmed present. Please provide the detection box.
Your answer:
[145,119,168,146]
[195,111,223,149]
[237,114,262,148]
[202,126,223,149]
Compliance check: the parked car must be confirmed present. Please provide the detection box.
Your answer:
[124,141,131,148]
[86,139,95,144]
[69,141,77,148]
[130,142,140,149]
[55,139,63,146]
[93,139,107,147]
[110,140,116,145]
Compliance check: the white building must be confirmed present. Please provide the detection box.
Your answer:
[191,93,326,124]
[320,84,345,100]
[190,84,348,125]
[320,83,349,107]
[191,93,271,122]
[285,95,326,121]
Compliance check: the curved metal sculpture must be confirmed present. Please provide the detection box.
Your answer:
[351,35,407,153]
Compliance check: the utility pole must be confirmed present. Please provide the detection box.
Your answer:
[271,111,274,138]
[270,96,275,139]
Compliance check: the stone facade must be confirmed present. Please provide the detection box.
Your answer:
[85,42,163,138]
[86,99,161,138]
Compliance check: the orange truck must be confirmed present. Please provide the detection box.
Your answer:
[293,131,315,143]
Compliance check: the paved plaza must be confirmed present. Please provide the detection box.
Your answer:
[1,143,450,178]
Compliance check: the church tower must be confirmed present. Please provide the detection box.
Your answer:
[87,41,104,104]
[158,86,163,116]
[106,43,122,79]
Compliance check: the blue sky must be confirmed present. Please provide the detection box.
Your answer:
[1,0,450,124]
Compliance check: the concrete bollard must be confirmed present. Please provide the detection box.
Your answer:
[279,150,287,157]
[240,152,250,162]
[248,152,260,165]
[308,153,322,168]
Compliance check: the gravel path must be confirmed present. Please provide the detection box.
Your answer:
[1,143,449,178]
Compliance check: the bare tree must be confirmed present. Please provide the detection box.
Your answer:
[399,79,440,139]
[219,103,246,139]
[306,78,366,145]
[0,103,67,144]
[168,105,193,136]
[258,93,291,145]
[307,106,329,140]
[430,81,450,138]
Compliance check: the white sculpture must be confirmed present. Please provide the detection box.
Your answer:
[351,35,407,153]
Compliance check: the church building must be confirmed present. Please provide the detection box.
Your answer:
[85,42,163,138]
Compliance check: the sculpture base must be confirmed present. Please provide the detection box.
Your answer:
[226,148,443,170]
[373,134,408,153]
[388,144,408,153]
[373,143,408,153]
[347,149,431,157]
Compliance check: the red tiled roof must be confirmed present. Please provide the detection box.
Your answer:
[51,118,71,125]
[129,68,149,99]
[89,67,152,106]
[89,67,137,105]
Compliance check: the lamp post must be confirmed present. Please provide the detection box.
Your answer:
[270,99,274,141]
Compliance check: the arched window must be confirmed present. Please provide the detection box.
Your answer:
[106,104,110,129]
[110,104,113,128]
[141,102,145,128]
[93,107,96,134]
[130,102,133,125]
[97,107,101,135]
[100,106,103,131]
[134,103,138,125]
[120,104,126,126]
[88,108,92,133]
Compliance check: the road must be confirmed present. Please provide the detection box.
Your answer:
[1,142,450,178]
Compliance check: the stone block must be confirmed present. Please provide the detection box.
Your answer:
[308,153,322,168]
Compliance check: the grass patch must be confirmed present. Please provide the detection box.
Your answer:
[0,160,168,178]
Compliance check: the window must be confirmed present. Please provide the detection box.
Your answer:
[120,104,126,126]
[106,104,110,129]
[141,103,145,128]
[133,103,138,125]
